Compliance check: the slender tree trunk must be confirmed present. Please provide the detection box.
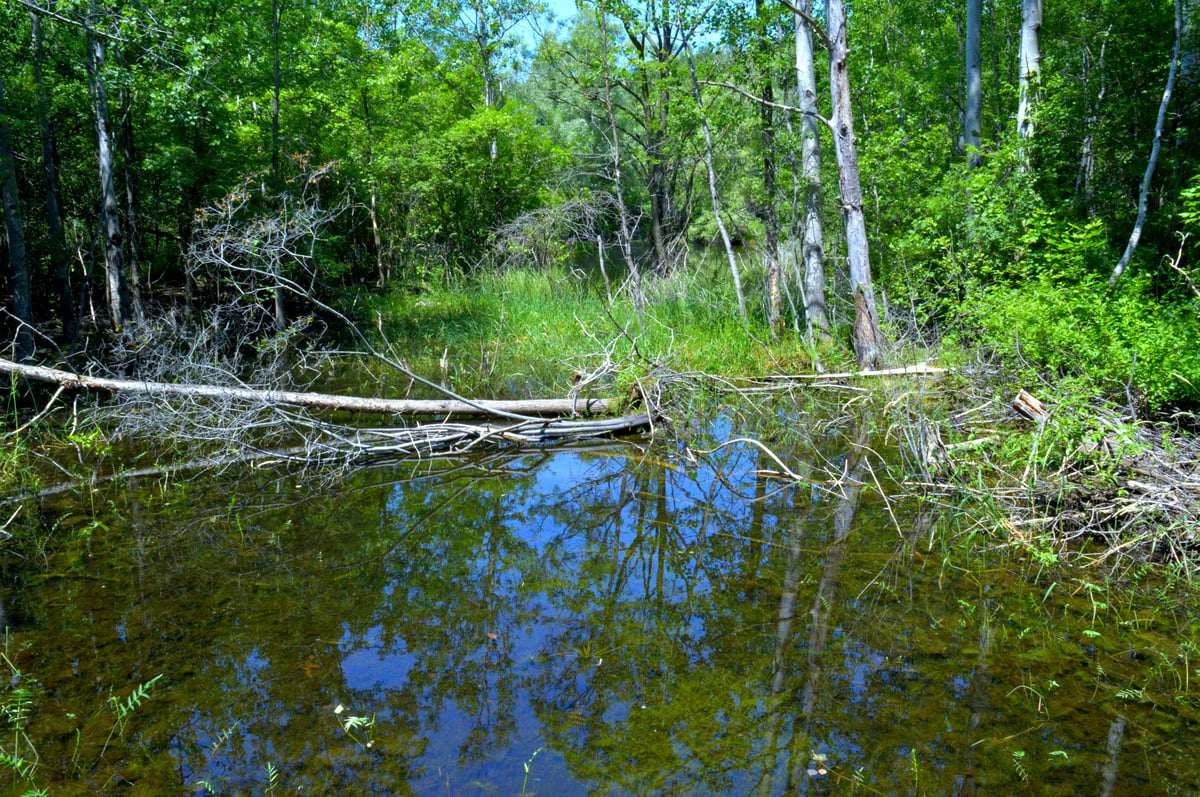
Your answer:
[964,0,983,167]
[1017,0,1043,146]
[1112,0,1182,283]
[271,0,282,193]
[84,13,132,331]
[756,0,782,334]
[683,39,746,321]
[120,80,145,324]
[31,12,76,342]
[1076,35,1107,214]
[271,0,287,330]
[827,0,885,368]
[0,72,34,362]
[598,3,643,324]
[795,0,829,339]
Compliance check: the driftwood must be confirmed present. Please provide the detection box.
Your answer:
[316,413,652,462]
[754,361,949,381]
[1012,389,1050,423]
[0,357,615,418]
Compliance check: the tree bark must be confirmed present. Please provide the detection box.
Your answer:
[119,77,145,324]
[270,0,287,330]
[0,356,624,418]
[756,0,781,334]
[1112,0,1182,283]
[31,11,76,342]
[827,0,885,369]
[84,11,132,331]
[0,72,35,362]
[598,2,643,323]
[683,40,746,321]
[795,0,829,339]
[964,0,983,168]
[1016,0,1043,145]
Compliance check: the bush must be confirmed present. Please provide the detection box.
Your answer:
[965,272,1200,411]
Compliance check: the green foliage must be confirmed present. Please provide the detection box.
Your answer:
[965,271,1200,410]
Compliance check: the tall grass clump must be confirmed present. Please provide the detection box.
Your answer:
[366,264,816,398]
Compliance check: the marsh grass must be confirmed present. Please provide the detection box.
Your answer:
[364,266,826,400]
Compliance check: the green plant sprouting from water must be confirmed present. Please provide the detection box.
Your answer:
[100,674,164,758]
[1011,749,1030,782]
[334,703,376,752]
[521,746,544,795]
[1,649,43,795]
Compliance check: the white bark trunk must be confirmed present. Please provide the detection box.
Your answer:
[827,0,885,369]
[0,357,621,418]
[1017,0,1042,143]
[85,15,131,330]
[683,41,746,321]
[795,0,829,339]
[1112,0,1183,283]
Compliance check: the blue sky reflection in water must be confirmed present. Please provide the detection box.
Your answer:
[5,423,1200,795]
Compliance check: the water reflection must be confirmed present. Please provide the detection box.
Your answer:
[3,420,1200,795]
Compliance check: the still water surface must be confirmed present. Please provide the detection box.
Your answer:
[3,415,1199,795]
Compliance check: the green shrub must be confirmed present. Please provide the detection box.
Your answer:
[966,272,1200,410]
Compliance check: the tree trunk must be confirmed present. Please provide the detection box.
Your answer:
[598,2,643,324]
[1016,0,1043,145]
[0,72,34,362]
[1112,0,1182,283]
[1076,35,1108,215]
[757,0,781,334]
[795,0,829,339]
[964,0,983,167]
[683,41,746,321]
[0,356,624,418]
[271,0,287,330]
[84,13,132,331]
[120,79,145,324]
[827,0,885,369]
[31,11,76,342]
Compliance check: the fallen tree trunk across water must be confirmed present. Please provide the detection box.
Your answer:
[0,357,615,418]
[1,356,650,467]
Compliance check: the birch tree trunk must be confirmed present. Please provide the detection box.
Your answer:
[1016,0,1043,146]
[827,0,885,369]
[598,2,643,325]
[964,0,983,168]
[0,71,34,362]
[120,79,145,324]
[31,11,76,341]
[271,0,287,330]
[683,39,746,321]
[756,0,782,334]
[795,0,829,339]
[1112,0,1182,283]
[84,12,132,331]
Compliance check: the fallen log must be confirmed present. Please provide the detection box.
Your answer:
[752,361,949,381]
[0,357,615,418]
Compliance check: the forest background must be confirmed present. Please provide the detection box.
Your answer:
[2,0,1200,422]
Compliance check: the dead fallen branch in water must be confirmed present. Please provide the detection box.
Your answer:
[0,357,616,418]
[748,361,949,382]
[308,412,652,463]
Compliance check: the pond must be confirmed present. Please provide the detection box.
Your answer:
[2,409,1198,795]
